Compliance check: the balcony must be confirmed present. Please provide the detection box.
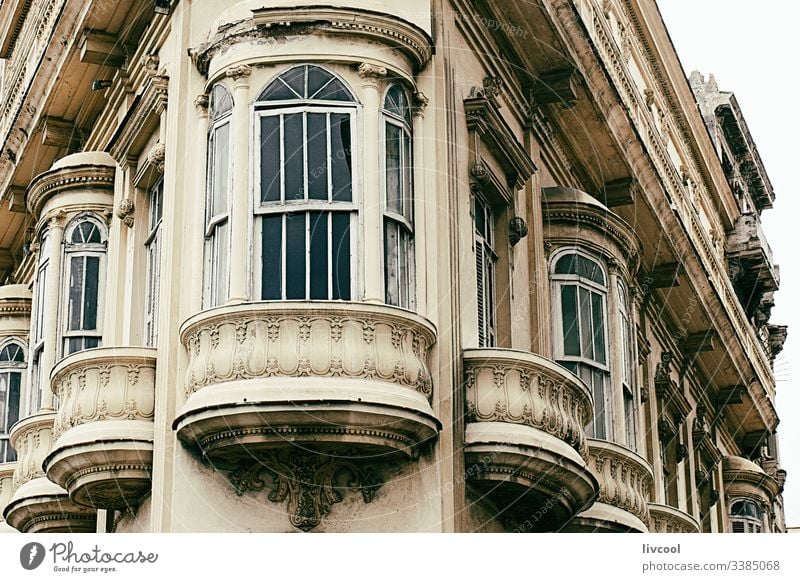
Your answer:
[566,439,654,532]
[648,503,701,533]
[3,412,95,533]
[44,348,156,510]
[463,348,598,531]
[175,302,440,465]
[727,214,779,299]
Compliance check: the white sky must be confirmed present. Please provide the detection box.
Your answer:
[656,1,799,526]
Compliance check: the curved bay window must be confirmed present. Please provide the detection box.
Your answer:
[255,65,356,301]
[204,84,233,308]
[30,229,48,413]
[62,216,107,356]
[552,251,610,439]
[0,341,25,462]
[383,84,415,309]
[730,499,763,533]
[617,280,638,449]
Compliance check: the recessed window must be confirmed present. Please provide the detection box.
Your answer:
[475,195,496,347]
[204,84,233,308]
[145,179,164,345]
[730,499,763,533]
[0,341,25,463]
[383,84,415,309]
[552,251,610,439]
[30,229,48,414]
[255,65,356,301]
[618,280,637,449]
[62,216,107,356]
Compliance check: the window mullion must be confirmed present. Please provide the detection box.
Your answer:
[327,212,333,300]
[279,114,286,203]
[305,212,311,300]
[281,214,287,301]
[327,112,333,202]
[303,112,309,202]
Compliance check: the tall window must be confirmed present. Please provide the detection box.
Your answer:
[383,84,415,309]
[205,84,233,308]
[30,229,48,414]
[0,341,24,463]
[552,252,610,439]
[255,65,356,301]
[618,280,637,449]
[145,179,164,346]
[474,195,496,347]
[730,499,763,533]
[62,217,106,356]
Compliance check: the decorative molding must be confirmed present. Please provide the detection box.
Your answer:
[189,7,433,77]
[26,163,115,220]
[464,348,593,458]
[194,94,209,115]
[228,452,382,532]
[648,503,700,533]
[356,62,387,80]
[115,198,135,228]
[9,412,56,490]
[146,141,166,173]
[411,91,429,117]
[106,73,169,164]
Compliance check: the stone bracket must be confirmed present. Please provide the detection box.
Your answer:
[228,452,383,532]
[530,67,579,106]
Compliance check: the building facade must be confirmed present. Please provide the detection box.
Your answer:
[0,0,788,533]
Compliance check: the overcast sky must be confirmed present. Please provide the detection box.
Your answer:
[656,1,799,526]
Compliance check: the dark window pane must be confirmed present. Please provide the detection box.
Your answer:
[213,221,229,306]
[284,114,305,201]
[331,213,351,300]
[85,338,100,350]
[67,338,82,355]
[403,131,413,220]
[309,212,329,300]
[385,123,402,212]
[261,215,282,300]
[259,66,306,101]
[307,66,333,98]
[84,256,100,330]
[260,116,281,202]
[330,114,352,201]
[385,219,399,305]
[314,79,353,102]
[69,257,85,330]
[212,123,230,215]
[561,285,580,356]
[591,291,606,364]
[307,113,328,200]
[592,369,607,440]
[285,213,307,300]
[474,199,487,238]
[578,286,593,359]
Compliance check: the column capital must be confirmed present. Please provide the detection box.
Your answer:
[226,65,252,88]
[194,94,210,115]
[47,209,68,230]
[357,63,387,88]
[412,91,429,118]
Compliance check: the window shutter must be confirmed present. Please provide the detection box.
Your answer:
[732,520,745,533]
[476,241,486,347]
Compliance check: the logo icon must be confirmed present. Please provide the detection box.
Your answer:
[20,542,46,570]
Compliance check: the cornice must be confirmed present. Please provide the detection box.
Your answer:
[0,298,31,316]
[26,164,115,220]
[189,6,433,77]
[106,73,169,164]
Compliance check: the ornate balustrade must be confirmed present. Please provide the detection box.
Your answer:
[44,347,156,510]
[567,438,653,532]
[463,348,598,531]
[649,503,701,533]
[3,412,95,532]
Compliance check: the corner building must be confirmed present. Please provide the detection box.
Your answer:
[0,0,788,533]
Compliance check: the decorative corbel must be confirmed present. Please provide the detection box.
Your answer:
[411,91,429,118]
[116,199,135,228]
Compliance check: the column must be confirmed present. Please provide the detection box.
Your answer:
[358,63,386,304]
[192,94,210,311]
[411,90,429,315]
[39,212,66,411]
[226,65,251,304]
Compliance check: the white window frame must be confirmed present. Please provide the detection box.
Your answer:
[381,84,415,310]
[252,67,360,302]
[145,179,164,346]
[550,249,611,440]
[61,215,107,358]
[29,229,48,415]
[474,194,497,348]
[729,498,765,533]
[617,278,638,450]
[0,339,26,463]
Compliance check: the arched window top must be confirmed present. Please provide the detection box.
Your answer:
[210,84,233,119]
[731,499,762,519]
[0,341,25,364]
[66,216,106,246]
[257,65,355,104]
[554,252,606,286]
[384,84,411,125]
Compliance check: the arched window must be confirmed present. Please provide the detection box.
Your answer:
[383,84,415,309]
[0,340,25,463]
[730,499,763,533]
[63,216,107,356]
[617,279,637,449]
[552,251,610,439]
[204,84,233,308]
[255,65,356,301]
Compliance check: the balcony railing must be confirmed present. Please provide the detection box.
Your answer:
[44,347,156,510]
[463,348,598,531]
[567,439,653,532]
[3,412,95,533]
